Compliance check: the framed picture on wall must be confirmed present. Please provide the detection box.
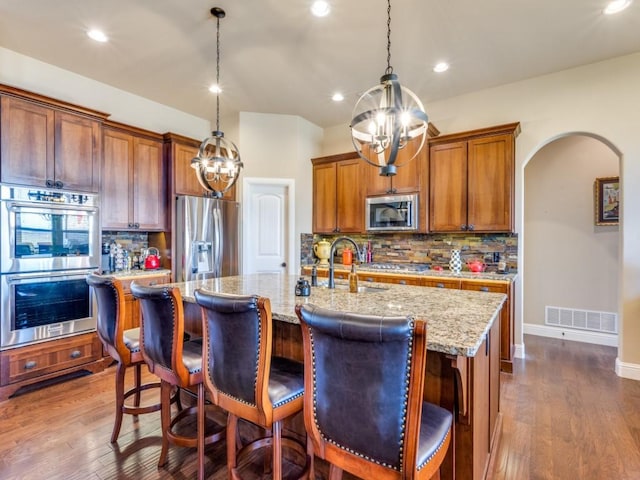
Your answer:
[594,176,619,225]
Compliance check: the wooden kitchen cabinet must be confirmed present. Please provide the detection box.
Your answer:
[429,123,520,233]
[312,152,364,233]
[118,272,172,331]
[0,332,106,401]
[0,88,106,192]
[364,137,426,196]
[102,123,165,231]
[164,132,236,200]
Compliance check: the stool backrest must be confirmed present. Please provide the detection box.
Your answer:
[86,273,127,362]
[130,282,188,384]
[195,290,273,418]
[296,304,428,475]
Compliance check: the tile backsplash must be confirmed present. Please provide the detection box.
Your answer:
[301,232,518,272]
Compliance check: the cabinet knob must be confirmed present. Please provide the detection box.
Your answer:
[399,280,406,285]
[54,180,63,189]
[436,283,445,288]
[365,277,373,282]
[461,224,467,230]
[46,179,54,188]
[70,350,82,359]
[480,286,489,292]
[468,224,475,231]
[24,360,37,370]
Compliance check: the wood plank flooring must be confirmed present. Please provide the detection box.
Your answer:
[1,334,639,479]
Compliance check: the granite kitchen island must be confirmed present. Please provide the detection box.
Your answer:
[169,273,506,480]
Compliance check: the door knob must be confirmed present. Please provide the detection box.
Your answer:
[281,262,287,267]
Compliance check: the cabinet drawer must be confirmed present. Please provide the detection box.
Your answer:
[460,279,508,294]
[421,278,462,289]
[361,273,422,286]
[1,333,101,385]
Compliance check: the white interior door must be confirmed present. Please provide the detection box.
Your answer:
[242,178,294,275]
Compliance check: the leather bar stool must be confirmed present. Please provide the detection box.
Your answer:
[194,289,309,480]
[130,282,225,480]
[296,304,453,480]
[86,273,165,443]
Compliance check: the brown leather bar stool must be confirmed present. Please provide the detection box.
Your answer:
[86,273,164,443]
[296,304,453,480]
[130,282,225,480]
[194,289,309,480]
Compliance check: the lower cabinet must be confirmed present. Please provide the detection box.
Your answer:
[0,332,106,401]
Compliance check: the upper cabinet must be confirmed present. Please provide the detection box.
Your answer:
[164,133,236,201]
[102,123,165,231]
[312,153,365,234]
[0,88,107,193]
[429,123,520,233]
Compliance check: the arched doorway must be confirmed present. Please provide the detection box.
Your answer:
[522,133,621,354]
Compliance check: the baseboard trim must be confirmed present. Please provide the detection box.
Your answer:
[615,358,640,381]
[523,323,618,347]
[514,343,525,359]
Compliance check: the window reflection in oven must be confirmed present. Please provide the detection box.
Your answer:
[15,211,90,258]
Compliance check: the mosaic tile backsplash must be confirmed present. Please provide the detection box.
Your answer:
[301,232,518,272]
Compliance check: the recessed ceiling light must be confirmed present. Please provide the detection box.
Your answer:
[209,84,221,94]
[603,0,632,14]
[87,29,108,43]
[332,92,344,102]
[311,1,330,17]
[433,62,449,73]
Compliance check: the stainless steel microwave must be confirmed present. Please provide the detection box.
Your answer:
[365,194,418,231]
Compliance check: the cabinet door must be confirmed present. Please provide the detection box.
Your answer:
[391,137,423,194]
[54,111,101,192]
[313,162,337,233]
[0,96,54,187]
[336,159,364,233]
[102,129,134,230]
[429,141,467,232]
[173,142,205,196]
[365,162,392,196]
[467,134,513,232]
[133,137,164,230]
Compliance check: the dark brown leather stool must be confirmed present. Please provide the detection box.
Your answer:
[194,289,309,480]
[296,304,453,480]
[87,273,165,443]
[131,282,225,480]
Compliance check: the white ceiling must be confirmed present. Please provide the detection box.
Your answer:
[1,0,639,128]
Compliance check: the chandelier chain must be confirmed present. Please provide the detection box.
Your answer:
[215,15,221,131]
[386,0,393,75]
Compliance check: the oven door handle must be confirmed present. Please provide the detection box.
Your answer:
[7,201,98,215]
[6,269,96,283]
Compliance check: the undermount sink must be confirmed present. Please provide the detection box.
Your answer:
[317,282,389,293]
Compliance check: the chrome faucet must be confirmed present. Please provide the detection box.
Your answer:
[328,236,362,289]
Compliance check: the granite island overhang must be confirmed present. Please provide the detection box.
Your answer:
[165,273,506,480]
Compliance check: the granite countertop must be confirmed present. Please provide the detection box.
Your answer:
[108,268,171,280]
[303,264,518,282]
[168,273,507,358]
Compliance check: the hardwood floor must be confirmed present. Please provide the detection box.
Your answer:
[1,334,639,479]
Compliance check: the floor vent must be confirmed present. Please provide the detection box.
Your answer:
[545,306,617,334]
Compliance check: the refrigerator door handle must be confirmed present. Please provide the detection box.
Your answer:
[214,204,222,277]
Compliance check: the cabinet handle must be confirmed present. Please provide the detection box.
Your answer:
[365,277,373,282]
[135,223,140,229]
[461,224,467,230]
[54,180,64,189]
[24,360,37,370]
[486,333,490,356]
[468,224,475,231]
[399,280,406,285]
[46,179,54,188]
[70,350,82,359]
[480,286,489,292]
[436,283,445,288]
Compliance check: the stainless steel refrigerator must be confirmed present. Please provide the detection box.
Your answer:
[174,195,239,282]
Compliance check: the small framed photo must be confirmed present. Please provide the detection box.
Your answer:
[594,176,619,225]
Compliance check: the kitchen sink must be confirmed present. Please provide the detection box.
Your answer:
[317,282,389,293]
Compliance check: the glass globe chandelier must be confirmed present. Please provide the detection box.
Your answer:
[191,7,243,197]
[350,0,428,177]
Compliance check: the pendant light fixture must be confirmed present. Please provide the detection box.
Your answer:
[350,0,428,177]
[191,7,243,197]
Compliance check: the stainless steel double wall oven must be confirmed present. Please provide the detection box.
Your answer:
[0,185,100,349]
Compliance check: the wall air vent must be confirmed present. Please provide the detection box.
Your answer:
[545,306,617,334]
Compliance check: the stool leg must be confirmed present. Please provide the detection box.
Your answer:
[197,382,205,480]
[307,434,315,480]
[111,361,126,443]
[273,421,283,480]
[328,465,343,480]
[134,363,142,408]
[158,380,172,468]
[227,414,239,480]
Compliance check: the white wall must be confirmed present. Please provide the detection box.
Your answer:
[524,136,619,327]
[321,52,640,377]
[237,112,322,272]
[0,47,210,138]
